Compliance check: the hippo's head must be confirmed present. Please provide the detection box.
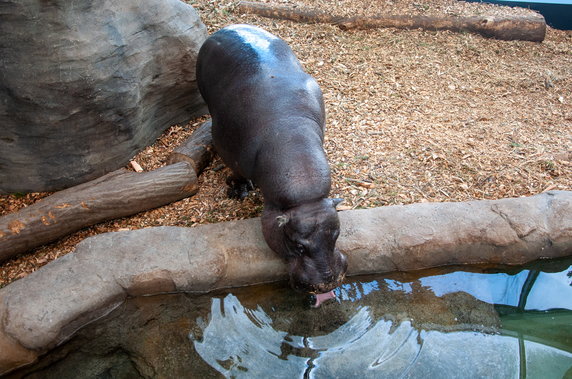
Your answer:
[262,198,348,294]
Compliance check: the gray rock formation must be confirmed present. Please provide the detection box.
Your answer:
[7,261,572,378]
[0,0,208,193]
[0,191,571,374]
[3,282,503,377]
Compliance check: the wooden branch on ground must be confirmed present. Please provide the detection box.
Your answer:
[166,120,214,174]
[0,163,197,262]
[0,120,216,262]
[238,1,346,25]
[237,1,546,42]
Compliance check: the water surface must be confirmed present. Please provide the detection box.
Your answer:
[11,259,572,378]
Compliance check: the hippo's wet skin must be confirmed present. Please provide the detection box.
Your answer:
[196,24,347,296]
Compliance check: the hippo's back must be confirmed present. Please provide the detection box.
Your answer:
[196,25,326,183]
[196,24,304,105]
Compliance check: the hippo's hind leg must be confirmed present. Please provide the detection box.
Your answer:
[226,173,254,200]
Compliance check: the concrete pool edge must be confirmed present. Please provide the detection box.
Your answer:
[1,190,571,374]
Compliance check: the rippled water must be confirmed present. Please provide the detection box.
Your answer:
[11,259,572,378]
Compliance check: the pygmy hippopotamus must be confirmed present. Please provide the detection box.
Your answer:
[196,24,348,303]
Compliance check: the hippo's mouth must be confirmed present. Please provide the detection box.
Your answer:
[311,290,336,308]
[287,254,348,300]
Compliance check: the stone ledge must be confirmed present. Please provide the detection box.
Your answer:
[1,191,571,374]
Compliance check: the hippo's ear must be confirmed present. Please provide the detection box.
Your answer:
[330,198,344,208]
[276,215,290,227]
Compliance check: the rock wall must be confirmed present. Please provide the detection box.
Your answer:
[0,191,571,374]
[0,0,208,193]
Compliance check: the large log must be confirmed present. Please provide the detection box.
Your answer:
[166,120,214,174]
[0,162,197,262]
[238,1,346,25]
[236,1,546,42]
[0,120,217,261]
[338,15,546,42]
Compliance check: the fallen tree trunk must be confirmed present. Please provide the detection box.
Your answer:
[237,1,346,25]
[0,121,216,262]
[237,1,546,42]
[338,14,546,42]
[0,162,197,262]
[166,120,214,174]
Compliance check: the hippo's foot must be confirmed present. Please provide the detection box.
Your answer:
[226,175,254,200]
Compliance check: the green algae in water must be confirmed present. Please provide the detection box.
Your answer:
[10,259,572,378]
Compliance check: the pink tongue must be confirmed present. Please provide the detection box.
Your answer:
[312,290,336,308]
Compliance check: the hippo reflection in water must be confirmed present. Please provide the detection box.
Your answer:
[196,24,347,303]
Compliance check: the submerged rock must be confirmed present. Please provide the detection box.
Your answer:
[0,0,207,193]
[9,265,572,378]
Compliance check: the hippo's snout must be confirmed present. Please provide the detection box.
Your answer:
[289,249,348,294]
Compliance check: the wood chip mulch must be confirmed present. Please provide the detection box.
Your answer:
[1,0,571,287]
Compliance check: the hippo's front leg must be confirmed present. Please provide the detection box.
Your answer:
[226,173,254,200]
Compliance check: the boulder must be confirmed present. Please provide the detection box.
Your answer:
[0,0,208,193]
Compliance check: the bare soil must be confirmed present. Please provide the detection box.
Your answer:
[1,0,571,287]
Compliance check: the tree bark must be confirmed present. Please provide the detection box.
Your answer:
[166,120,214,174]
[237,1,345,25]
[237,1,546,42]
[0,162,197,262]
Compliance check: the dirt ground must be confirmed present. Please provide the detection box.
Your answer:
[1,0,571,286]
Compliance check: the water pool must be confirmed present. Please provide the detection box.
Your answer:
[10,259,572,378]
